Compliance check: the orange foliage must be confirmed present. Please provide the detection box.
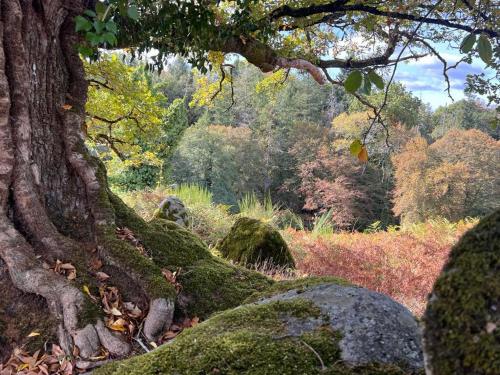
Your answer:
[286,221,475,316]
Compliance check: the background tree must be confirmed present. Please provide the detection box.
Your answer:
[393,129,500,223]
[431,97,499,139]
[171,125,266,206]
[297,145,392,229]
[85,54,167,182]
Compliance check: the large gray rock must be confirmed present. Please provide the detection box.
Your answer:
[256,283,424,370]
[154,196,189,227]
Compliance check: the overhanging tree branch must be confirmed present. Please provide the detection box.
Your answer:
[268,2,498,38]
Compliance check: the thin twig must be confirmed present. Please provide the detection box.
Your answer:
[363,0,444,147]
[133,337,151,353]
[300,340,326,371]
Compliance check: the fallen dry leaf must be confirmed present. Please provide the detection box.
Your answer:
[116,227,149,257]
[161,268,182,293]
[96,271,110,281]
[108,318,127,332]
[110,307,122,316]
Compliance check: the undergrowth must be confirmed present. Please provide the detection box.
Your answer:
[116,185,477,316]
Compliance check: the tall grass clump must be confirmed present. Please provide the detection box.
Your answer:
[311,209,335,236]
[170,183,213,207]
[237,192,281,225]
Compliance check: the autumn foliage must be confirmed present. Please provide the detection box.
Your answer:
[286,219,476,316]
[392,129,500,224]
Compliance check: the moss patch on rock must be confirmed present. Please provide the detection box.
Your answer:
[178,257,273,318]
[423,209,500,375]
[109,193,272,318]
[95,298,419,375]
[218,217,295,269]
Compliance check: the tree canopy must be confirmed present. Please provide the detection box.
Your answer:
[75,0,499,157]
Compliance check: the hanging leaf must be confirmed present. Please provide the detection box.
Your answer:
[362,75,371,95]
[127,5,139,21]
[105,20,117,33]
[368,70,384,90]
[476,35,492,64]
[358,146,369,162]
[93,20,106,34]
[83,9,97,18]
[75,16,92,32]
[95,2,107,19]
[349,139,363,156]
[102,32,118,46]
[460,33,476,53]
[344,71,363,93]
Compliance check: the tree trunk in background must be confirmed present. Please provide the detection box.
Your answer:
[0,0,173,361]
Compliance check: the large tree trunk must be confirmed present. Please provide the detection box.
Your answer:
[0,0,178,362]
[0,4,271,366]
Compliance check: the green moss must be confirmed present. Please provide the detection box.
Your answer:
[219,217,295,268]
[95,299,418,375]
[178,257,272,318]
[244,276,352,304]
[423,209,500,375]
[98,225,176,300]
[77,295,103,328]
[108,193,272,318]
[109,193,209,267]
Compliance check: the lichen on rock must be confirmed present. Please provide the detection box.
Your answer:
[218,217,295,269]
[423,209,500,375]
[153,196,190,228]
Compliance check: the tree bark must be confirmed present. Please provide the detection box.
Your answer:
[0,0,173,361]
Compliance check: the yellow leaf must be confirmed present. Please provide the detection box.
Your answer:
[109,318,127,332]
[149,342,158,348]
[83,285,91,295]
[89,355,108,361]
[17,363,29,371]
[358,146,368,163]
[27,331,40,337]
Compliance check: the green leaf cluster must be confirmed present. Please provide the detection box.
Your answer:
[460,33,493,65]
[344,70,384,95]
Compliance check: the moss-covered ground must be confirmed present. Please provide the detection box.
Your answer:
[108,193,272,318]
[95,298,419,375]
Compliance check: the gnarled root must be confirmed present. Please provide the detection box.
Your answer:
[0,217,131,359]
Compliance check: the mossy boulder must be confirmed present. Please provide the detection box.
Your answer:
[96,282,423,375]
[153,196,189,227]
[219,217,295,269]
[109,194,272,318]
[423,209,500,375]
